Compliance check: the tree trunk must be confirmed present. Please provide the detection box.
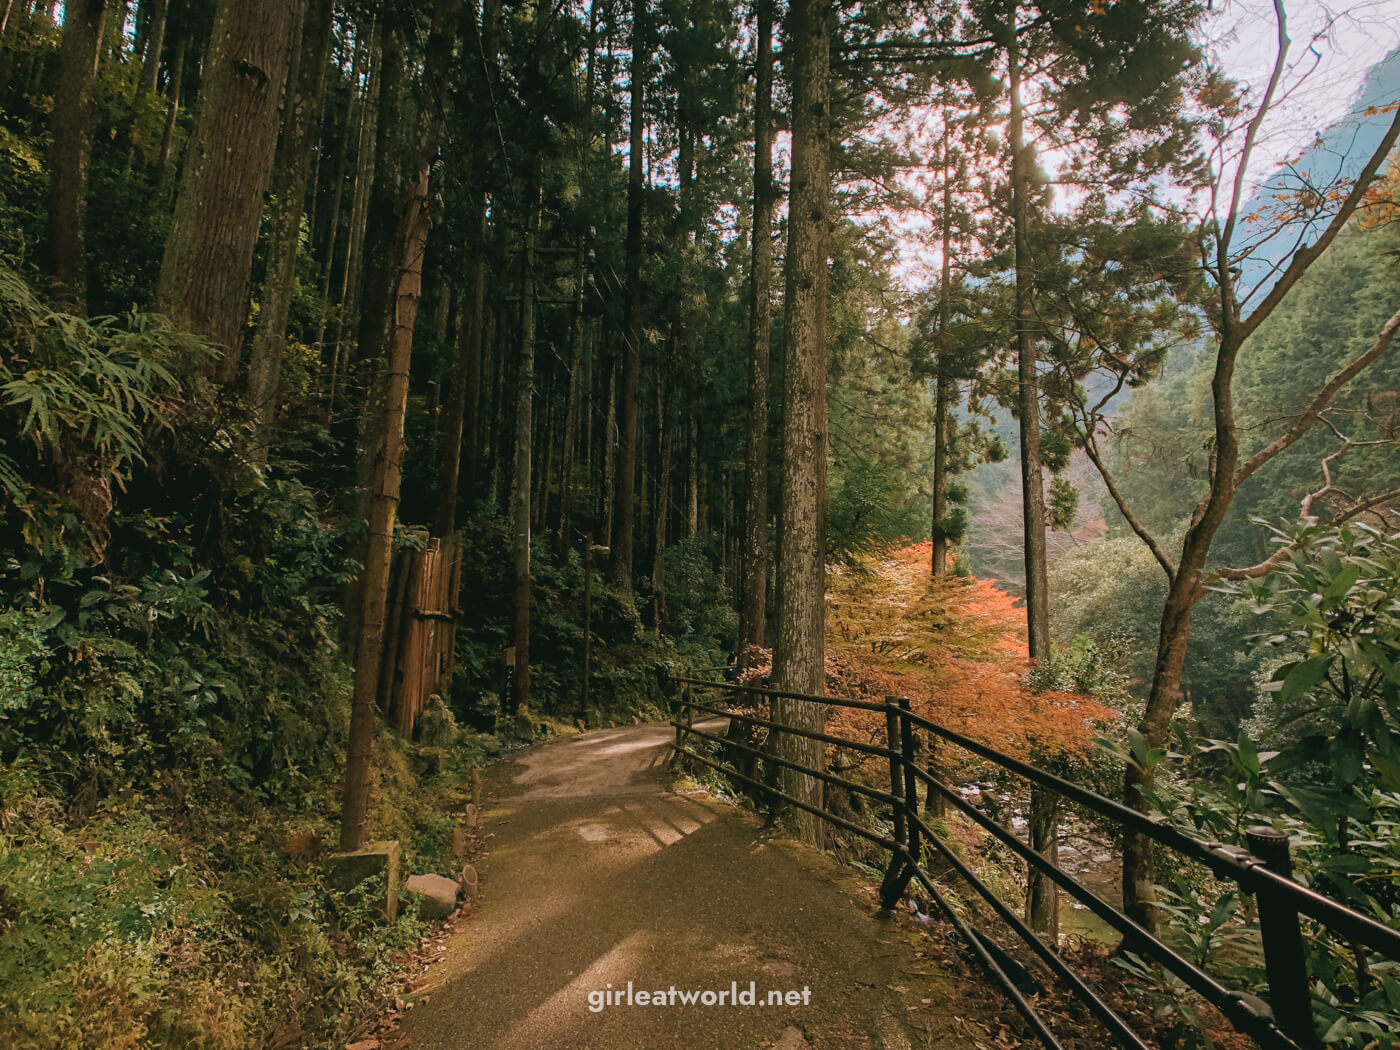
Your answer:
[1008,29,1050,660]
[247,0,335,459]
[603,354,618,545]
[512,185,542,722]
[338,163,432,852]
[532,363,556,534]
[156,0,300,370]
[1123,539,1208,931]
[154,33,184,184]
[931,369,951,574]
[738,0,774,661]
[122,0,166,170]
[314,29,365,356]
[1027,785,1060,938]
[435,244,486,536]
[340,28,403,653]
[555,288,583,547]
[136,0,165,92]
[931,117,953,577]
[328,21,380,407]
[772,0,831,847]
[610,0,644,610]
[652,328,676,631]
[47,0,105,314]
[1015,59,1062,937]
[557,0,600,552]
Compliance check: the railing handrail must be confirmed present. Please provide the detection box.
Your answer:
[667,673,1400,1050]
[897,707,1400,961]
[675,672,1400,960]
[670,673,891,712]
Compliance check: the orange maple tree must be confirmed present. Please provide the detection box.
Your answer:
[822,543,1112,760]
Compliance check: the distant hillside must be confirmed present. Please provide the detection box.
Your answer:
[1237,46,1400,295]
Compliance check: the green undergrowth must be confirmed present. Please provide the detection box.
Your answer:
[0,717,489,1050]
[0,264,492,1048]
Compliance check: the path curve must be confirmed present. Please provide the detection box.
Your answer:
[404,723,961,1049]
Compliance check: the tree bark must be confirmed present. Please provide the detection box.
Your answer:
[135,0,166,95]
[47,0,106,314]
[512,185,542,722]
[435,247,486,536]
[772,0,832,847]
[931,116,954,577]
[247,0,335,459]
[1008,26,1049,661]
[739,0,775,661]
[652,327,676,631]
[610,0,644,610]
[1027,785,1060,938]
[156,0,300,370]
[338,164,432,851]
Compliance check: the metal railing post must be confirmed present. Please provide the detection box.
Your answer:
[1245,826,1317,1048]
[671,681,693,772]
[899,697,920,869]
[879,695,910,908]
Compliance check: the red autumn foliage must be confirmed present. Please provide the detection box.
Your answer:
[824,542,1112,760]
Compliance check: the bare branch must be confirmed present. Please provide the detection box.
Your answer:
[1078,412,1177,581]
[1235,306,1400,486]
[1236,106,1400,343]
[1217,0,1291,322]
[1334,486,1400,525]
[1215,548,1291,582]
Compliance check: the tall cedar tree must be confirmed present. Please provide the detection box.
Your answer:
[772,0,833,846]
[340,0,463,851]
[739,0,776,659]
[47,0,106,314]
[247,0,337,458]
[611,0,645,609]
[156,0,301,374]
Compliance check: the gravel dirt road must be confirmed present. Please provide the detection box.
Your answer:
[403,722,966,1050]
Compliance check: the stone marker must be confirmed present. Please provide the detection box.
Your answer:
[327,840,400,920]
[459,863,479,900]
[406,873,461,920]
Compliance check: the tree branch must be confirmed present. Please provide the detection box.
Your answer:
[1078,411,1177,581]
[1236,105,1400,344]
[1234,306,1400,486]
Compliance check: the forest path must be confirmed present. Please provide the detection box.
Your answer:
[402,722,965,1050]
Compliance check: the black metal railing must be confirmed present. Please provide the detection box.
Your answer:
[667,674,1400,1050]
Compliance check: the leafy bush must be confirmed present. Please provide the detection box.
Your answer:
[1099,521,1400,1049]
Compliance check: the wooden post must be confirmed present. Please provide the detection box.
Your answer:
[582,532,593,719]
[1246,827,1318,1047]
